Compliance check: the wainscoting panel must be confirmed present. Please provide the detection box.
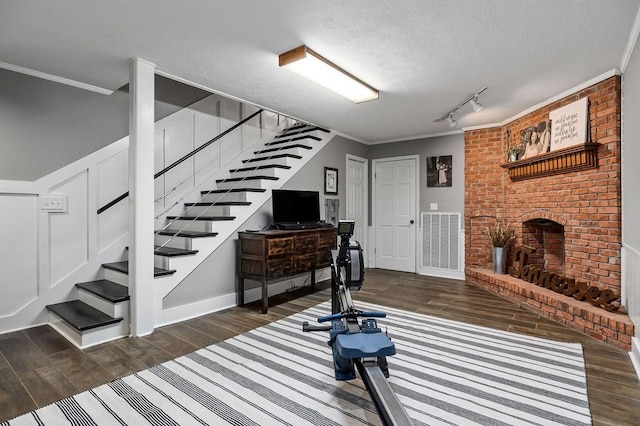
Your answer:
[0,194,38,317]
[419,212,463,279]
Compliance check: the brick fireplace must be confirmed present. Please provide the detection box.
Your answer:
[464,75,634,350]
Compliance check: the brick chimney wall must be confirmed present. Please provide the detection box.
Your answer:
[465,75,622,294]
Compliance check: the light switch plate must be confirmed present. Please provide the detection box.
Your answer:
[39,195,67,213]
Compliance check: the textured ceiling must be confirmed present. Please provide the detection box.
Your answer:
[1,0,639,143]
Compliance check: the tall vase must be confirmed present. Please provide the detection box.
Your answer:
[492,247,507,274]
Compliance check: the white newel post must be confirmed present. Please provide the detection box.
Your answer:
[129,58,156,336]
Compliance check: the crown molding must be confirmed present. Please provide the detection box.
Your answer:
[0,61,113,95]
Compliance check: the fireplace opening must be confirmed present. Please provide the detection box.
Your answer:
[521,219,565,274]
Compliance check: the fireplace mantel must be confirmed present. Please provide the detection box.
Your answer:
[501,143,599,181]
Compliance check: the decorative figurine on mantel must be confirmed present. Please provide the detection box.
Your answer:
[506,144,520,162]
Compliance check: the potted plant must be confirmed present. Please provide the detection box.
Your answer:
[486,222,516,274]
[506,145,520,162]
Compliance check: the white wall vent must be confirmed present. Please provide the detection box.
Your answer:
[419,212,463,279]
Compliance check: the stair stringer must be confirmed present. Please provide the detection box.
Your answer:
[153,130,337,326]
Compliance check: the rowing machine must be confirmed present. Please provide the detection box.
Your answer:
[302,220,413,426]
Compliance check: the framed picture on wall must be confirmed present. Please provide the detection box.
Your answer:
[427,155,452,187]
[324,167,338,195]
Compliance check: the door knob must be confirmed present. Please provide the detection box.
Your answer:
[410,220,415,225]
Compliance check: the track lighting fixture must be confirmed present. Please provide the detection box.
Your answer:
[446,114,457,128]
[469,96,483,112]
[434,87,487,127]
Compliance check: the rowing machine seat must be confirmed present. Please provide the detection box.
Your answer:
[335,332,396,359]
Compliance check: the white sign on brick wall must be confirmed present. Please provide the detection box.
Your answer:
[549,97,588,151]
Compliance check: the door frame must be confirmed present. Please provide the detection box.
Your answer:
[371,155,420,272]
[346,154,369,266]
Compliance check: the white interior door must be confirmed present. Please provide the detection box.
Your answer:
[373,156,417,272]
[346,154,368,265]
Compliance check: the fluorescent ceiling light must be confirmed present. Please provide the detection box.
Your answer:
[279,45,379,103]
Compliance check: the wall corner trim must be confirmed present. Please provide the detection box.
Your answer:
[621,5,640,73]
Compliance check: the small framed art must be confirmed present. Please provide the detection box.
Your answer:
[324,167,338,195]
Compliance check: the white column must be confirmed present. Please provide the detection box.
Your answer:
[128,58,156,336]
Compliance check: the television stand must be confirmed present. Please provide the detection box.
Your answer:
[238,227,337,313]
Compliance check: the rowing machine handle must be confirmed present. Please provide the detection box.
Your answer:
[317,311,387,323]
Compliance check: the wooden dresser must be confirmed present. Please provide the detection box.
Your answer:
[237,227,337,313]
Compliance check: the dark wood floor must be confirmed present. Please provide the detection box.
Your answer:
[1,269,639,425]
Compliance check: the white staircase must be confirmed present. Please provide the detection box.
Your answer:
[45,123,335,348]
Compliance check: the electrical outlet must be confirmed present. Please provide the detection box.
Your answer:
[430,203,438,211]
[39,195,68,213]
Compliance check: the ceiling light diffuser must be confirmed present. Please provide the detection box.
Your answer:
[279,45,379,103]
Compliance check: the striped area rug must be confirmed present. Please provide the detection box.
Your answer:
[3,301,591,426]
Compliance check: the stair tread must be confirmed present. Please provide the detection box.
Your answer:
[255,144,314,155]
[102,261,176,277]
[265,135,321,146]
[243,154,302,163]
[75,280,129,303]
[167,215,235,221]
[156,230,219,238]
[230,164,291,173]
[200,188,266,195]
[216,176,279,183]
[47,300,122,331]
[154,246,198,257]
[184,202,251,207]
[275,125,328,138]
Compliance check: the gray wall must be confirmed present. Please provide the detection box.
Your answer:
[624,52,640,250]
[369,133,465,223]
[622,33,640,328]
[163,135,369,308]
[0,70,210,181]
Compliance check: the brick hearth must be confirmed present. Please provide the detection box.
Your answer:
[464,75,631,350]
[466,267,633,351]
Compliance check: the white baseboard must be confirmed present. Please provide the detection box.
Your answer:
[157,293,237,328]
[417,267,465,280]
[630,337,640,380]
[157,269,331,328]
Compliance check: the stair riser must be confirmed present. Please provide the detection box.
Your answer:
[48,313,129,349]
[78,291,129,319]
[200,192,248,203]
[229,168,285,179]
[216,179,271,190]
[103,269,129,286]
[155,256,170,270]
[183,205,232,217]
[154,234,194,250]
[199,190,265,204]
[243,157,296,167]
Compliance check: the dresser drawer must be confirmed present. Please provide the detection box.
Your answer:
[267,237,294,256]
[295,235,318,254]
[295,253,317,273]
[318,232,337,249]
[267,257,293,278]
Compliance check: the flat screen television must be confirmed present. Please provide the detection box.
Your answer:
[272,189,320,225]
